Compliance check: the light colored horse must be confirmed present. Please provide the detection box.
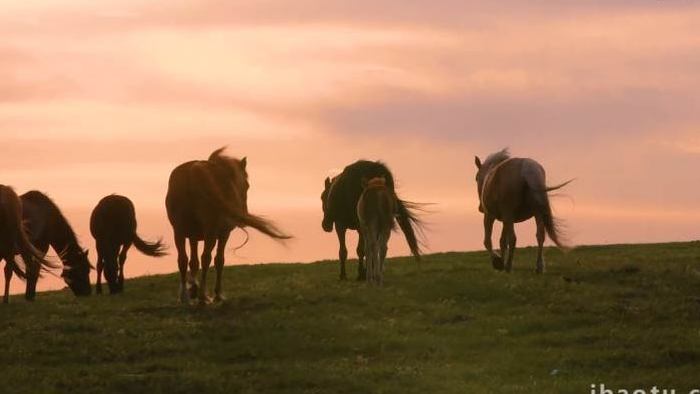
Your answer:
[357,177,396,286]
[166,148,291,304]
[474,149,573,273]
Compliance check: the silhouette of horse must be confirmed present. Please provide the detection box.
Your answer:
[475,149,573,273]
[1,185,55,303]
[321,160,424,280]
[91,194,166,295]
[20,191,93,298]
[166,148,291,304]
[357,177,396,286]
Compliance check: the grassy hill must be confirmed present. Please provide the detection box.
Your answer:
[2,242,700,393]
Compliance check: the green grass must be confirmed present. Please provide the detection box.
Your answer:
[2,242,700,393]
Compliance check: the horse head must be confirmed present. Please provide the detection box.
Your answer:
[321,177,335,232]
[210,148,250,214]
[62,249,92,297]
[475,148,511,213]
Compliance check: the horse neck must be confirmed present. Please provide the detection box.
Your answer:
[49,224,82,267]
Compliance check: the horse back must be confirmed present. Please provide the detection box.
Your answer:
[166,160,229,238]
[358,186,396,233]
[329,161,395,229]
[90,195,137,243]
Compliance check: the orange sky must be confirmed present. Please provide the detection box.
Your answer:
[2,1,700,294]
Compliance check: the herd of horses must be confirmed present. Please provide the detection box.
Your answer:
[0,147,571,304]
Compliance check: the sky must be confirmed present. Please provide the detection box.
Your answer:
[2,1,700,294]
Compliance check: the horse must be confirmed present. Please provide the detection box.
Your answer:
[357,177,396,286]
[321,160,424,280]
[1,185,55,303]
[19,191,93,298]
[474,149,573,273]
[90,194,166,295]
[166,148,291,304]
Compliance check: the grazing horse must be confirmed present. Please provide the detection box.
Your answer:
[20,191,93,298]
[474,149,573,273]
[321,160,424,280]
[357,177,396,286]
[91,194,166,295]
[166,148,291,304]
[1,185,54,303]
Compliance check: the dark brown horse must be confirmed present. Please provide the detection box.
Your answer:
[321,160,424,280]
[166,148,291,304]
[1,185,55,303]
[91,194,166,295]
[475,149,573,273]
[20,191,92,298]
[357,177,396,286]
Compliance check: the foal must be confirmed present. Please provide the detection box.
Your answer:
[357,177,396,286]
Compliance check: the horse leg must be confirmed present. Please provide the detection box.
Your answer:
[363,231,373,284]
[499,224,510,272]
[484,215,503,270]
[198,237,216,305]
[104,243,121,295]
[535,215,546,274]
[336,227,348,280]
[188,239,200,300]
[356,230,367,281]
[174,233,189,303]
[214,231,230,302]
[504,222,517,273]
[379,232,389,287]
[118,242,131,293]
[23,253,40,301]
[3,259,11,304]
[95,243,104,295]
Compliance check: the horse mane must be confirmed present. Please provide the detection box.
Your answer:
[22,191,83,251]
[482,148,511,169]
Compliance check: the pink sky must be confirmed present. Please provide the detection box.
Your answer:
[2,1,700,294]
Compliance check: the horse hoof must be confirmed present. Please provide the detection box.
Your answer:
[198,296,213,306]
[491,256,505,271]
[178,293,189,304]
[214,294,226,303]
[188,285,199,300]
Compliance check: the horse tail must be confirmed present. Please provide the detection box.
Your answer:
[546,179,576,192]
[394,198,426,261]
[0,186,51,279]
[193,165,292,241]
[133,233,167,257]
[529,179,572,251]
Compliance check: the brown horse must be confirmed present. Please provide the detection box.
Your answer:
[475,149,573,273]
[322,160,424,280]
[166,148,291,304]
[20,191,93,298]
[91,194,166,295]
[357,177,396,286]
[0,185,54,303]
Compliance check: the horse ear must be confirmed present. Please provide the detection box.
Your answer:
[241,157,247,170]
[325,177,331,188]
[475,156,482,169]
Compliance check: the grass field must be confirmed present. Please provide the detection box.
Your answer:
[2,242,700,393]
